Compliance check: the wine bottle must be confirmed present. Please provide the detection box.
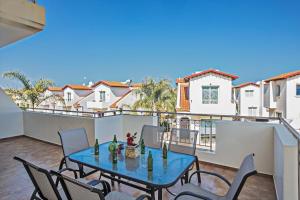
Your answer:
[140,139,145,154]
[113,134,117,143]
[162,142,168,159]
[147,151,153,171]
[112,145,117,164]
[94,139,99,155]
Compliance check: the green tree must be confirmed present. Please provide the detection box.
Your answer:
[2,71,64,109]
[132,78,176,112]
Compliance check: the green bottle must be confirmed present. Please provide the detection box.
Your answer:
[147,151,153,172]
[94,139,99,155]
[162,142,168,159]
[113,134,117,143]
[112,145,117,164]
[140,139,145,154]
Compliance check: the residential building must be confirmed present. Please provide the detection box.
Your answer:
[176,69,238,115]
[39,87,64,110]
[0,0,45,47]
[72,81,140,112]
[234,82,260,116]
[62,84,92,110]
[263,70,300,130]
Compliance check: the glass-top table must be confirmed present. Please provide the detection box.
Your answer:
[69,142,196,200]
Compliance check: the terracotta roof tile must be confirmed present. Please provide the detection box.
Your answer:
[184,69,239,81]
[233,82,259,88]
[92,80,129,88]
[62,84,91,90]
[265,70,300,82]
[47,87,63,92]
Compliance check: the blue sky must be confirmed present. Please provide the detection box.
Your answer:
[1,0,299,88]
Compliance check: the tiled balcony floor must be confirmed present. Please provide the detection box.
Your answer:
[0,136,276,200]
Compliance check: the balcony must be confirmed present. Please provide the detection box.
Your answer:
[0,0,46,47]
[0,88,299,200]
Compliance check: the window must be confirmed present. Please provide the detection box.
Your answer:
[276,85,280,97]
[99,91,106,102]
[67,92,71,101]
[296,85,300,96]
[248,107,257,116]
[184,87,189,100]
[245,90,254,97]
[202,86,219,104]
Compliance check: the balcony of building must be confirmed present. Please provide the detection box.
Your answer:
[0,88,299,200]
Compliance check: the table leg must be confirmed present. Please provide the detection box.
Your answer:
[150,187,155,200]
[195,156,201,183]
[184,170,189,184]
[158,188,162,200]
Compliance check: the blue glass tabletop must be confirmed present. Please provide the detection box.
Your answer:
[69,142,195,187]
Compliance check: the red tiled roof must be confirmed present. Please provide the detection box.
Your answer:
[110,90,132,108]
[233,82,259,88]
[265,70,300,82]
[47,87,63,92]
[92,80,129,88]
[184,69,239,81]
[176,78,185,84]
[62,84,91,90]
[131,83,142,88]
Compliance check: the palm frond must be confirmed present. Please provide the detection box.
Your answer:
[2,71,31,90]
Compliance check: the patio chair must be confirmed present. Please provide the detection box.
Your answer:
[14,156,66,200]
[170,128,201,181]
[140,125,165,149]
[174,154,257,200]
[53,171,151,200]
[58,128,99,178]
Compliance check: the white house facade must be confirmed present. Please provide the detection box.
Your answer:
[176,69,238,115]
[263,71,300,130]
[39,87,64,110]
[62,85,92,110]
[72,81,141,112]
[234,83,260,116]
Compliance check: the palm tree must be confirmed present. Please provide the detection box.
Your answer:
[132,78,176,112]
[2,71,64,109]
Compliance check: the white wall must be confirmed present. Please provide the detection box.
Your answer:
[94,115,157,144]
[113,90,139,109]
[0,88,24,138]
[239,85,260,116]
[198,120,275,174]
[189,73,235,115]
[23,112,95,145]
[273,125,298,200]
[93,84,130,103]
[286,75,300,120]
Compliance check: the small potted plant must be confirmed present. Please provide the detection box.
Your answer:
[125,132,140,158]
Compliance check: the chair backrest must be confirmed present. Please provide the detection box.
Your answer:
[225,154,257,200]
[58,128,90,169]
[140,125,165,148]
[14,157,62,200]
[168,128,198,155]
[54,171,104,200]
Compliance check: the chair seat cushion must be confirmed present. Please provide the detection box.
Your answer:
[105,191,135,200]
[176,183,225,200]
